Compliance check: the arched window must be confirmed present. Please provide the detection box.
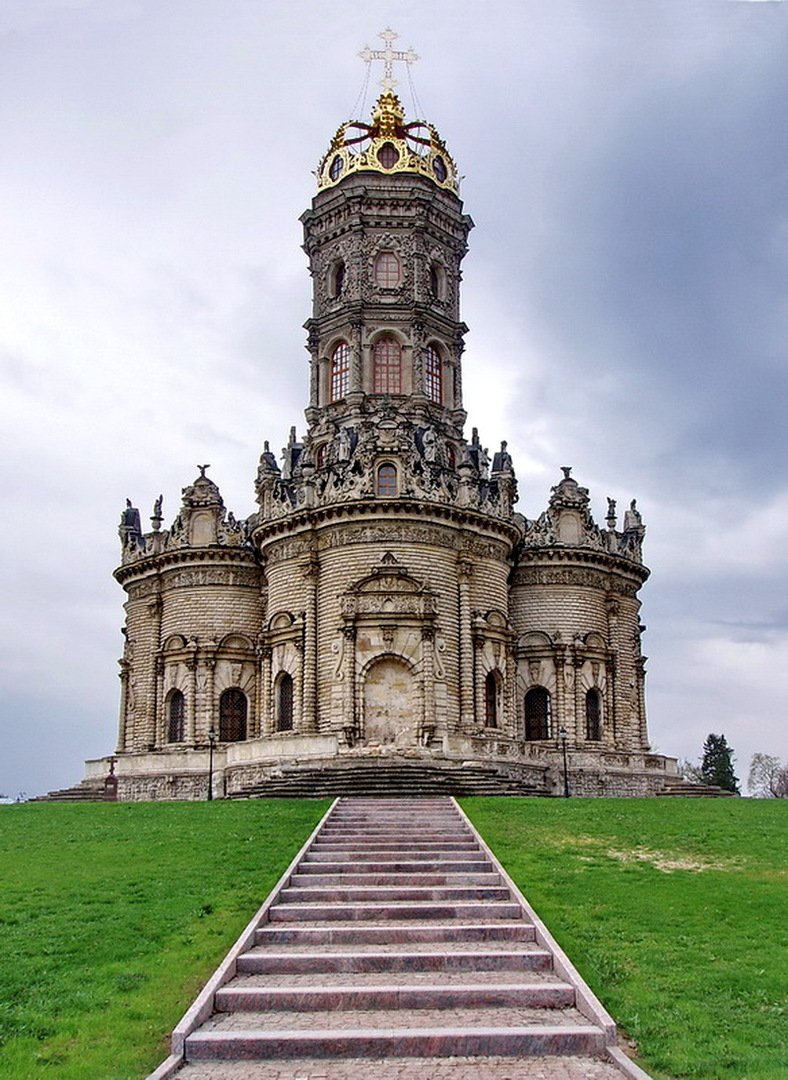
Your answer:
[219,688,247,742]
[586,689,602,741]
[524,687,551,740]
[424,345,442,404]
[276,673,293,732]
[376,463,398,497]
[167,690,185,743]
[330,341,350,401]
[429,262,446,300]
[374,251,400,288]
[373,336,402,394]
[330,260,345,298]
[484,672,499,728]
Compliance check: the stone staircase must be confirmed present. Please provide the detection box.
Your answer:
[657,780,736,797]
[228,761,548,799]
[29,779,108,803]
[151,797,649,1080]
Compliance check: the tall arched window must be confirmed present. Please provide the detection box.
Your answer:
[330,259,345,298]
[330,341,350,401]
[484,672,499,728]
[376,463,398,497]
[524,687,551,740]
[374,251,400,287]
[167,690,185,743]
[276,673,294,732]
[219,688,247,742]
[373,336,402,394]
[586,689,602,741]
[424,345,442,404]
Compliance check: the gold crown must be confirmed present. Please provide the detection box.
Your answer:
[317,91,458,193]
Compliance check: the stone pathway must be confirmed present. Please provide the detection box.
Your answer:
[150,798,649,1080]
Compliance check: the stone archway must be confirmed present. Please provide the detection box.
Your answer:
[363,657,416,747]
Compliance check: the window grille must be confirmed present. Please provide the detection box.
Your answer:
[424,345,442,404]
[331,341,350,401]
[376,463,398,497]
[168,690,185,743]
[373,336,402,394]
[277,673,294,732]
[374,251,400,288]
[524,687,551,740]
[485,672,498,728]
[586,689,602,741]
[219,688,247,742]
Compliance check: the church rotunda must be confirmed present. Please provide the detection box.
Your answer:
[89,67,677,800]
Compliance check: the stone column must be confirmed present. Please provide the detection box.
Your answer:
[154,655,165,748]
[116,661,129,753]
[342,624,357,740]
[307,325,320,408]
[458,559,474,729]
[260,646,272,735]
[301,556,319,733]
[505,643,517,738]
[146,596,162,749]
[412,319,425,396]
[421,625,436,743]
[553,643,566,739]
[350,320,363,393]
[186,649,198,745]
[202,658,216,742]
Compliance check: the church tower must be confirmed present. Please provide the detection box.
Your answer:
[95,44,677,801]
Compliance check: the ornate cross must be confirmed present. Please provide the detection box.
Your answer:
[359,28,419,92]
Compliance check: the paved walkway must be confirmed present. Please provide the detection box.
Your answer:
[152,798,649,1080]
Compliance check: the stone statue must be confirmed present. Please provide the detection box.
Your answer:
[623,499,642,531]
[422,425,438,463]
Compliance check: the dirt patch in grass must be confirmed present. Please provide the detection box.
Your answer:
[603,846,732,873]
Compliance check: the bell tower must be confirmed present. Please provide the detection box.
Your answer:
[300,88,474,471]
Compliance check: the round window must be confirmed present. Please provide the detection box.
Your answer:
[377,142,400,169]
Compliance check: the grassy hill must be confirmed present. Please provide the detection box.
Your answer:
[0,797,784,1079]
[461,797,787,1080]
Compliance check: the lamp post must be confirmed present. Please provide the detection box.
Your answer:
[559,725,570,798]
[207,726,217,801]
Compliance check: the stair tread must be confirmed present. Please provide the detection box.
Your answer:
[200,1007,588,1032]
[175,1056,626,1079]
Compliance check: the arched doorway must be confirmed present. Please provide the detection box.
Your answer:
[363,656,415,746]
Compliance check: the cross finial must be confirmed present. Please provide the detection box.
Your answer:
[359,27,419,92]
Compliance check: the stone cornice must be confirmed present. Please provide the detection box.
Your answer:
[250,499,521,551]
[114,545,259,588]
[514,545,650,586]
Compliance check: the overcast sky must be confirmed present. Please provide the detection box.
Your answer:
[1,0,786,799]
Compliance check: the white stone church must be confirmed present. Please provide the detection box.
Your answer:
[79,78,678,800]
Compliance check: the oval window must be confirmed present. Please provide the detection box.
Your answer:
[433,156,447,182]
[329,155,343,181]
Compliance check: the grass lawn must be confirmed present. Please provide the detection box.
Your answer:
[0,799,329,1080]
[461,797,788,1080]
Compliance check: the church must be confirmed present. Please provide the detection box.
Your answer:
[86,61,678,801]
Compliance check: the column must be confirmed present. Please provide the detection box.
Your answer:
[301,556,319,733]
[420,625,436,743]
[458,559,474,729]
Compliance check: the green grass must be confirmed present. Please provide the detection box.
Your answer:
[461,797,788,1080]
[0,799,329,1080]
[2,798,785,1080]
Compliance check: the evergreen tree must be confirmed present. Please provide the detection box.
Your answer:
[700,733,740,793]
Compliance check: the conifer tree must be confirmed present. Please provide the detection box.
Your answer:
[700,733,740,794]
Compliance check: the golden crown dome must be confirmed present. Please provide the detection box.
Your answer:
[317,91,459,193]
